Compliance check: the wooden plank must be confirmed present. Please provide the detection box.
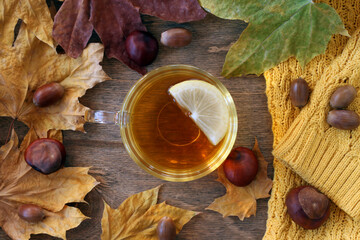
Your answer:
[0,14,274,240]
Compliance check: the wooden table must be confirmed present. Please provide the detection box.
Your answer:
[0,14,274,240]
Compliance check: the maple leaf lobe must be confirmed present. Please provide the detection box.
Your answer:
[0,0,55,47]
[53,0,93,58]
[206,138,272,220]
[130,0,207,23]
[0,129,98,240]
[90,0,148,74]
[200,0,348,77]
[101,185,199,240]
[0,23,110,137]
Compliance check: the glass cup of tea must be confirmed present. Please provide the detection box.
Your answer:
[85,65,237,182]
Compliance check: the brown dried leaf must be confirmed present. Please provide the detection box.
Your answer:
[129,0,207,23]
[47,129,63,142]
[0,23,110,137]
[0,0,54,47]
[4,206,87,240]
[53,0,147,74]
[89,0,147,74]
[206,138,272,220]
[53,0,93,58]
[53,0,206,74]
[0,129,99,240]
[48,0,57,20]
[101,186,199,240]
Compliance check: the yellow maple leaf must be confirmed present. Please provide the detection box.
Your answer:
[0,128,99,240]
[101,186,200,240]
[206,138,273,220]
[0,23,110,137]
[0,0,54,47]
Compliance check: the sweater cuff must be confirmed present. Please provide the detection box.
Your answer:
[273,116,360,221]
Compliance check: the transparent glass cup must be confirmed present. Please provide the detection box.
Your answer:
[85,65,237,182]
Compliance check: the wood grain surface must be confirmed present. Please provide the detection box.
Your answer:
[0,14,274,240]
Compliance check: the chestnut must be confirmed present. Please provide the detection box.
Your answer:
[290,77,310,108]
[330,85,357,109]
[125,30,158,66]
[161,28,192,48]
[156,216,176,240]
[223,147,258,187]
[18,204,45,223]
[24,138,66,174]
[33,82,65,107]
[327,109,360,130]
[286,186,330,229]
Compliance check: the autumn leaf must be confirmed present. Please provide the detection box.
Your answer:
[0,0,54,47]
[90,0,148,75]
[0,22,110,137]
[129,0,207,23]
[0,128,99,240]
[101,185,199,240]
[206,139,272,220]
[52,0,93,59]
[199,0,348,77]
[53,0,206,74]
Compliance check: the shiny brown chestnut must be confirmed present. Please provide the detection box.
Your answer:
[125,31,158,66]
[157,216,176,240]
[290,78,310,108]
[33,82,64,107]
[223,147,258,187]
[24,138,66,174]
[286,186,330,229]
[161,28,192,48]
[18,204,45,223]
[330,85,357,109]
[327,109,360,130]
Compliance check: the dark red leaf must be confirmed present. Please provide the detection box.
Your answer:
[90,0,147,74]
[53,0,93,58]
[130,0,207,23]
[53,0,204,74]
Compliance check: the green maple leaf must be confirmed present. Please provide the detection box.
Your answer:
[200,0,349,77]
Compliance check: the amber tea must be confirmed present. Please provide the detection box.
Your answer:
[128,68,235,176]
[87,65,237,181]
[130,77,223,172]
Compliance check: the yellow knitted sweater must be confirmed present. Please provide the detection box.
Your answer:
[263,0,360,239]
[274,28,360,219]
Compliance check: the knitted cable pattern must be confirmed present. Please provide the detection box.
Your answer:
[263,0,360,238]
[274,28,360,219]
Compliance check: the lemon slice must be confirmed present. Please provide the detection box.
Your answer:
[169,80,229,145]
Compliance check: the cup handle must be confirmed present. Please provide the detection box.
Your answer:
[84,109,123,125]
